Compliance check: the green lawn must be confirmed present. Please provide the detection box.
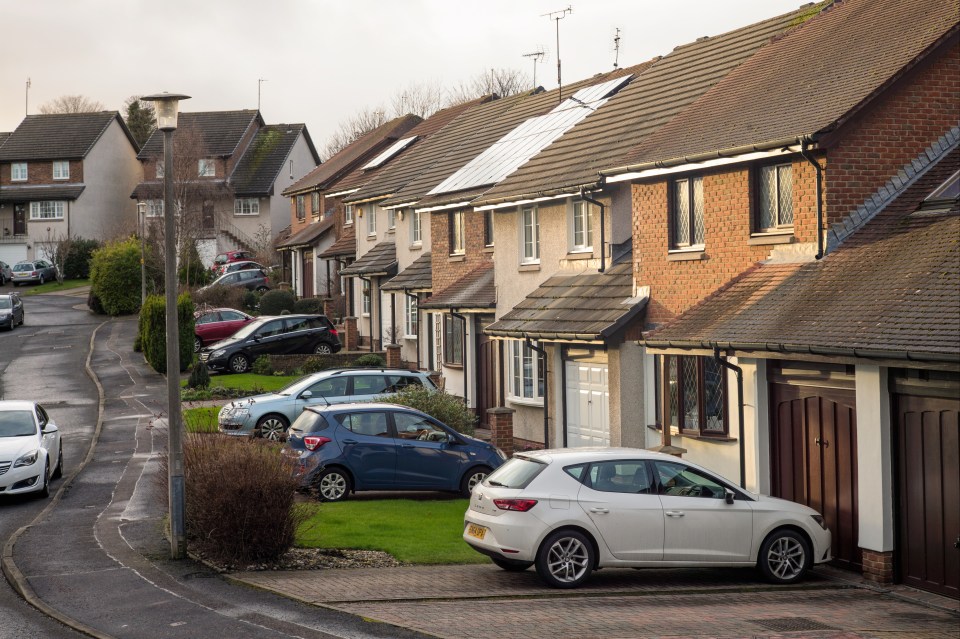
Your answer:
[181,373,299,393]
[183,406,220,433]
[296,499,486,565]
[17,279,89,296]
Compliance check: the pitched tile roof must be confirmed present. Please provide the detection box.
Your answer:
[137,110,261,159]
[0,112,134,161]
[318,225,356,259]
[381,252,432,291]
[613,0,959,172]
[344,96,497,205]
[276,215,336,250]
[282,115,422,196]
[0,132,11,150]
[476,5,815,207]
[420,262,495,310]
[339,241,397,277]
[0,184,86,202]
[484,262,646,341]
[644,147,960,364]
[231,124,318,196]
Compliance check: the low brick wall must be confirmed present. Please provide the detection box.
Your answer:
[266,351,387,375]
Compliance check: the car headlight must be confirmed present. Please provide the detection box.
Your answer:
[226,408,250,419]
[811,514,828,530]
[211,349,227,358]
[494,447,507,461]
[14,449,40,468]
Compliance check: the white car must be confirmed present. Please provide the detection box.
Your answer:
[463,448,831,588]
[0,401,63,498]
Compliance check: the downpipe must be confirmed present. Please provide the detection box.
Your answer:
[799,140,825,260]
[714,347,746,489]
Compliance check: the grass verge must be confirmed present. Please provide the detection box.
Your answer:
[183,406,220,433]
[297,499,485,565]
[181,372,299,393]
[17,279,90,296]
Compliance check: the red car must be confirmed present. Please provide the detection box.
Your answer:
[211,250,257,276]
[194,308,255,352]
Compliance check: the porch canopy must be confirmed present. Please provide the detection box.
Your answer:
[381,252,432,293]
[420,262,495,313]
[0,184,85,202]
[339,241,397,278]
[275,216,334,251]
[317,225,356,260]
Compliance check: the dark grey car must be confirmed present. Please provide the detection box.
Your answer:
[0,260,12,285]
[0,293,24,330]
[11,260,58,286]
[201,268,270,292]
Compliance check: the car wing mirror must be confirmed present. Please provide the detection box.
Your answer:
[252,334,262,341]
[300,390,313,399]
[724,488,736,504]
[42,423,59,434]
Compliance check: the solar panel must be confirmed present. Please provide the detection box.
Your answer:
[428,74,632,195]
[361,136,419,170]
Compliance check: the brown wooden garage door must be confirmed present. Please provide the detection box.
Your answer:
[895,392,959,599]
[770,363,860,570]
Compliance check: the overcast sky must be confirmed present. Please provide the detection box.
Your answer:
[2,0,805,153]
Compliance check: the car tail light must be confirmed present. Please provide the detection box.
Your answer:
[493,499,538,512]
[329,328,339,337]
[303,436,331,451]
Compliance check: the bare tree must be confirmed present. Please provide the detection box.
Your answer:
[38,94,105,114]
[446,68,531,106]
[389,81,446,119]
[41,228,73,284]
[321,105,390,160]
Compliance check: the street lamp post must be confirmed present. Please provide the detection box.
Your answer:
[137,201,147,305]
[143,91,190,560]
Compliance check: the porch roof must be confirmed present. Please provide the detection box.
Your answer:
[317,225,356,259]
[420,263,495,311]
[276,216,336,250]
[339,241,397,277]
[381,252,432,292]
[0,184,86,202]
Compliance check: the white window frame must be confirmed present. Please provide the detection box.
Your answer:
[507,339,544,404]
[670,175,705,250]
[410,209,422,244]
[361,279,371,316]
[146,200,164,217]
[484,211,494,247]
[450,210,465,255]
[234,198,259,216]
[52,161,70,180]
[387,208,396,230]
[296,195,305,220]
[344,204,354,225]
[155,160,164,179]
[569,199,593,252]
[11,162,27,181]
[365,205,376,236]
[198,158,215,177]
[311,192,320,217]
[404,295,418,338]
[520,205,540,264]
[29,201,65,220]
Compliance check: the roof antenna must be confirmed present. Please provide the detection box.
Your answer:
[25,78,31,116]
[522,49,545,90]
[257,78,268,111]
[542,5,572,103]
[613,28,621,69]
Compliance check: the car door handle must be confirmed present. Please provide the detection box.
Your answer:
[342,439,357,445]
[588,507,609,514]
[666,510,685,518]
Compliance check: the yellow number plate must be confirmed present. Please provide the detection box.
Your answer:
[466,523,486,540]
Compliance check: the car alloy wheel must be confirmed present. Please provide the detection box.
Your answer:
[315,468,351,502]
[256,414,289,441]
[229,353,250,374]
[313,342,333,355]
[460,466,491,496]
[536,530,594,588]
[194,336,202,352]
[759,529,810,584]
[35,461,50,499]
[39,275,44,285]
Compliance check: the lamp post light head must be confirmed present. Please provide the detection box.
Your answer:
[142,92,191,131]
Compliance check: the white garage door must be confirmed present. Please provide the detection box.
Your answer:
[565,361,609,447]
[0,244,28,265]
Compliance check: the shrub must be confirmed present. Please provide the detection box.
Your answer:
[179,244,210,287]
[192,285,246,312]
[139,293,195,374]
[90,238,141,315]
[242,290,260,313]
[302,355,333,374]
[375,385,477,436]
[186,361,211,389]
[180,434,307,566]
[63,237,102,279]
[252,355,273,376]
[259,289,296,316]
[353,353,386,367]
[87,290,106,315]
[293,297,325,314]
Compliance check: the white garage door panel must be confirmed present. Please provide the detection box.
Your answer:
[0,244,28,265]
[566,361,609,448]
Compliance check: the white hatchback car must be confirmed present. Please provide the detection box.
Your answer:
[0,400,63,498]
[464,448,831,588]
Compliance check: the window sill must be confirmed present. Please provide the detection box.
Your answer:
[666,248,705,262]
[409,243,423,251]
[403,335,418,341]
[518,263,540,272]
[366,233,377,239]
[647,424,736,442]
[442,363,463,369]
[565,250,594,260]
[344,221,354,227]
[508,396,545,408]
[748,231,794,246]
[483,246,495,254]
[448,254,465,262]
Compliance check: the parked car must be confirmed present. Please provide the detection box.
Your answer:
[0,400,63,498]
[211,250,256,275]
[198,314,341,373]
[220,260,267,276]
[200,268,270,293]
[194,307,255,352]
[0,293,25,330]
[218,368,438,440]
[0,260,12,285]
[282,403,506,501]
[463,448,832,589]
[10,260,58,286]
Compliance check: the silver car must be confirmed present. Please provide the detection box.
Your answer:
[0,260,12,285]
[218,368,437,440]
[11,260,58,286]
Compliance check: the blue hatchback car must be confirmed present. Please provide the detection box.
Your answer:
[281,403,506,501]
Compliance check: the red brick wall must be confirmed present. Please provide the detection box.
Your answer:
[861,549,894,585]
[0,159,83,184]
[825,41,959,224]
[430,209,492,296]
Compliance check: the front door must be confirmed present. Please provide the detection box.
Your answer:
[13,204,26,235]
[301,252,314,298]
[771,372,860,570]
[565,359,610,447]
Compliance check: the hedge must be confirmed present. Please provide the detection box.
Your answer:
[139,293,195,374]
[89,238,142,316]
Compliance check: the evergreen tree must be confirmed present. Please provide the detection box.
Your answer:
[124,96,156,147]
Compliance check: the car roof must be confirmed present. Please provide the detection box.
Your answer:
[0,400,38,411]
[516,447,684,465]
[304,402,422,414]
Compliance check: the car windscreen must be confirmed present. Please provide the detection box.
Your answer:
[289,410,330,434]
[0,410,36,437]
[0,298,11,309]
[229,321,264,341]
[483,456,547,489]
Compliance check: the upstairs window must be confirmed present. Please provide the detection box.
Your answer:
[52,161,70,180]
[569,199,593,252]
[146,200,164,217]
[410,209,422,245]
[484,211,494,247]
[365,205,376,235]
[344,204,354,225]
[756,163,793,231]
[520,206,540,264]
[155,160,164,179]
[670,176,704,249]
[311,192,320,217]
[449,210,465,255]
[234,198,259,216]
[11,162,27,181]
[387,208,396,230]
[198,159,215,177]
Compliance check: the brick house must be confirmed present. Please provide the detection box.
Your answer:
[596,0,958,594]
[133,110,319,266]
[0,112,141,264]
